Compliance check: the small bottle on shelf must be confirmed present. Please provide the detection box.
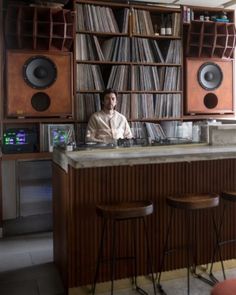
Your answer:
[165,14,172,35]
[160,14,166,35]
[154,24,159,36]
[204,11,210,21]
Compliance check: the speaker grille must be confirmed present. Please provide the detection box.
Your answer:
[198,62,223,90]
[31,92,51,112]
[23,56,57,89]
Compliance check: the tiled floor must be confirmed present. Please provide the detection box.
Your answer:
[0,232,236,295]
[0,232,64,295]
[90,266,236,295]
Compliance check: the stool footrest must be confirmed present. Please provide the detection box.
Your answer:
[101,256,135,264]
[219,239,236,246]
[135,285,149,295]
[191,267,216,287]
[163,244,193,255]
[209,273,219,284]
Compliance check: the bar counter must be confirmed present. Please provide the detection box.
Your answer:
[53,144,236,170]
[52,144,236,292]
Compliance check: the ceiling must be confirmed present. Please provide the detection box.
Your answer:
[133,0,236,9]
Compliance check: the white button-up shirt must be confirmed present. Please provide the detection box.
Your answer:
[85,110,133,143]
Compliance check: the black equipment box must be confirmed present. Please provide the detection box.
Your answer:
[2,128,38,153]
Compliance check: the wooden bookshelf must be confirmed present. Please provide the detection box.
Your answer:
[0,0,235,152]
[75,0,183,131]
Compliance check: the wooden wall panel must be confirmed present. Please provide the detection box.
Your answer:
[53,159,236,288]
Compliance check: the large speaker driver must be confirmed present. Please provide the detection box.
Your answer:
[186,58,233,114]
[198,62,223,90]
[23,56,57,89]
[6,50,73,117]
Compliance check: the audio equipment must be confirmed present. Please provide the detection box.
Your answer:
[185,58,233,114]
[6,50,73,117]
[2,128,38,153]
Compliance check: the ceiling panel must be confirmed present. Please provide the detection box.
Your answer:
[175,0,228,7]
[132,0,236,9]
[133,0,236,8]
[133,0,176,3]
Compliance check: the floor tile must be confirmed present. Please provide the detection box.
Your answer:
[0,252,32,272]
[37,272,65,295]
[30,248,53,265]
[24,232,53,252]
[0,263,60,284]
[0,279,39,295]
[0,236,28,255]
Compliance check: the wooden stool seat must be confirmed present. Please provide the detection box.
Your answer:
[167,193,219,210]
[96,200,153,219]
[221,191,236,202]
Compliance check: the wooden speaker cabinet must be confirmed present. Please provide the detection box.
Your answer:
[185,58,233,114]
[6,50,73,117]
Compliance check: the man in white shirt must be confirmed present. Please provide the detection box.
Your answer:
[85,89,133,143]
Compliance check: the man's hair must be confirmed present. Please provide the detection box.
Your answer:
[101,88,118,102]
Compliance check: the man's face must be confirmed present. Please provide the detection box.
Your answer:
[102,93,117,111]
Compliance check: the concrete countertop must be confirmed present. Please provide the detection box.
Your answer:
[52,144,236,172]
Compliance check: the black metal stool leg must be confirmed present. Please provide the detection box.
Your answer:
[209,203,226,283]
[210,209,226,282]
[132,219,148,295]
[190,210,217,287]
[111,219,117,295]
[186,210,191,295]
[131,219,138,288]
[157,209,174,294]
[93,219,107,295]
[130,218,151,295]
[143,217,157,295]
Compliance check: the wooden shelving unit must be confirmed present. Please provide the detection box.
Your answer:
[5,5,75,51]
[0,0,235,153]
[75,0,183,139]
[183,5,236,59]
[186,20,236,58]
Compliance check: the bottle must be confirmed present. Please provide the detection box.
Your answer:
[165,14,172,35]
[160,14,166,36]
[154,24,159,36]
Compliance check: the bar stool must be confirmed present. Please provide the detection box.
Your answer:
[210,191,236,282]
[157,193,223,295]
[92,200,156,295]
